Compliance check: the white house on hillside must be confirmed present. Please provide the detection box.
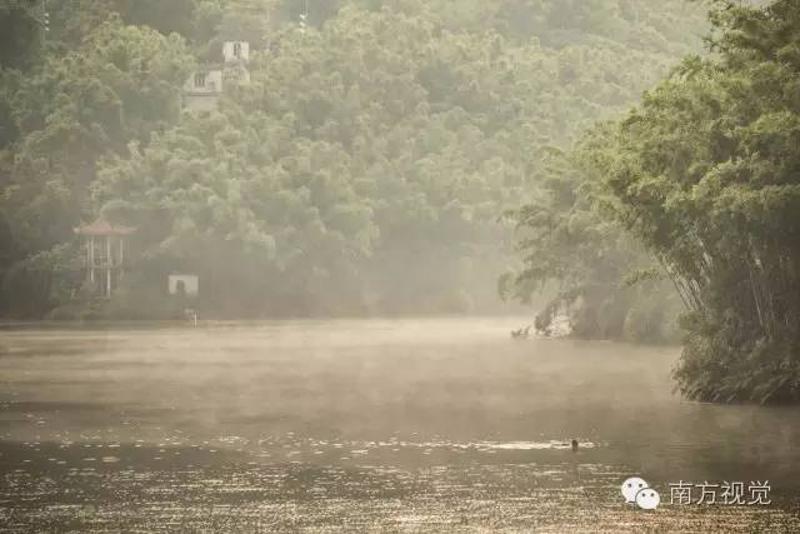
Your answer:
[223,41,250,63]
[183,41,250,112]
[183,69,224,112]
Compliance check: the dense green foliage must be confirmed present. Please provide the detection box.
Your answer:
[548,0,800,403]
[6,0,796,404]
[0,0,706,318]
[0,4,194,316]
[503,138,684,342]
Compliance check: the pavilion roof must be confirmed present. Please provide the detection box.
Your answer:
[74,217,136,236]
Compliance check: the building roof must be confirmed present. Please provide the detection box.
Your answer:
[74,217,136,236]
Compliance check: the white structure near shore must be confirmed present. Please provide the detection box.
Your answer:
[168,274,199,297]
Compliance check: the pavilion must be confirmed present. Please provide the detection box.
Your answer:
[74,217,136,298]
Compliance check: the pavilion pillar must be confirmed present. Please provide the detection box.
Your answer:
[119,237,124,283]
[106,235,112,297]
[89,236,95,284]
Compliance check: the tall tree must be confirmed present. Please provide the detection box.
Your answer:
[577,0,800,402]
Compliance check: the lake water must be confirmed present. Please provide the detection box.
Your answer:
[1,318,799,532]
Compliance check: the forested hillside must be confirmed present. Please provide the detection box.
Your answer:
[0,0,707,318]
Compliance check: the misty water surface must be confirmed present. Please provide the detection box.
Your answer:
[1,318,800,532]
